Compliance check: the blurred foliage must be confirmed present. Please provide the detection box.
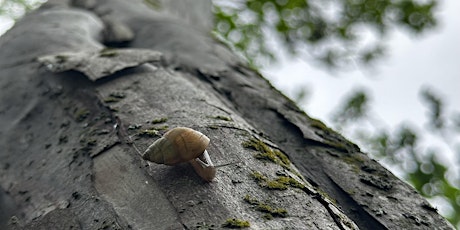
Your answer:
[421,87,445,131]
[0,0,45,19]
[332,88,460,228]
[332,89,369,127]
[213,0,437,68]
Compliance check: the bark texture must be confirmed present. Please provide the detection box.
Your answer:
[0,0,453,229]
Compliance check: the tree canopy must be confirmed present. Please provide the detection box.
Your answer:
[213,0,437,67]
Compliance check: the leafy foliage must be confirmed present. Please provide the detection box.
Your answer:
[213,0,437,67]
[0,0,45,19]
[332,89,369,127]
[332,89,460,228]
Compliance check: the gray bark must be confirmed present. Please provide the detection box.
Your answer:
[0,0,453,229]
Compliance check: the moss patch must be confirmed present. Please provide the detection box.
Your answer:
[265,179,288,190]
[317,189,338,206]
[74,108,90,122]
[309,118,335,133]
[242,138,291,169]
[309,118,360,153]
[55,55,68,63]
[251,171,305,191]
[138,129,159,137]
[207,125,219,130]
[250,171,266,183]
[151,117,168,124]
[153,125,169,131]
[267,176,305,190]
[243,195,288,218]
[128,124,142,130]
[103,92,126,103]
[138,126,169,137]
[256,204,287,217]
[222,218,250,228]
[99,48,118,57]
[213,115,232,121]
[103,97,120,103]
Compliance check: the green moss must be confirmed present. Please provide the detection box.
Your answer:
[128,124,142,130]
[103,96,121,103]
[213,115,232,121]
[243,195,288,218]
[143,0,161,9]
[104,92,126,103]
[256,204,288,217]
[110,92,126,98]
[250,171,267,183]
[265,180,288,190]
[250,171,304,190]
[309,118,335,133]
[153,125,169,131]
[242,138,271,154]
[317,189,338,206]
[265,176,305,190]
[272,150,291,167]
[207,125,219,129]
[138,126,169,137]
[243,195,259,205]
[74,108,90,122]
[138,129,159,137]
[267,176,305,190]
[309,118,360,153]
[242,138,291,169]
[222,218,250,228]
[99,48,118,57]
[262,214,273,220]
[151,117,168,124]
[323,140,351,152]
[343,155,366,173]
[55,55,68,63]
[276,176,305,189]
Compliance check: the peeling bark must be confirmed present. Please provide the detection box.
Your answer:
[0,0,453,229]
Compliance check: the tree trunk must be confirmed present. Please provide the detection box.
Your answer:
[0,0,453,229]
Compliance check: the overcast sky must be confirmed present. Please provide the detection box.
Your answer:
[262,0,459,153]
[263,0,459,127]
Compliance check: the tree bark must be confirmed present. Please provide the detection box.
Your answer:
[0,0,453,229]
